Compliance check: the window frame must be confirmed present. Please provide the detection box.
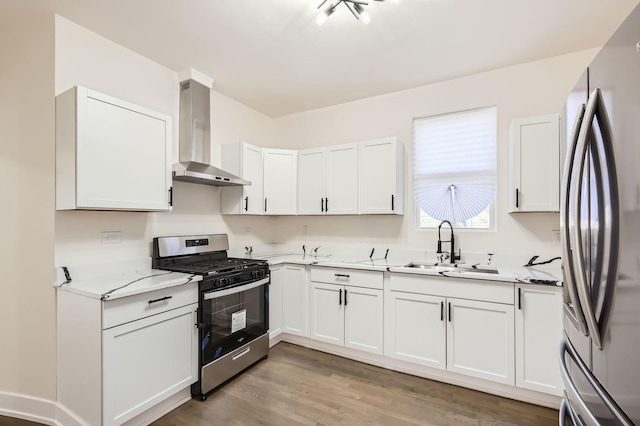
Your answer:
[412,106,498,232]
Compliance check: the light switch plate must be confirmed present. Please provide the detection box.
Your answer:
[552,230,561,246]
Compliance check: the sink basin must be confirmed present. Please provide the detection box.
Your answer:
[404,262,499,275]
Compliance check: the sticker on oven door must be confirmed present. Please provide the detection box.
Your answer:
[231,309,247,333]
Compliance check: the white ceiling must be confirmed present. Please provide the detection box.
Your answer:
[3,0,639,117]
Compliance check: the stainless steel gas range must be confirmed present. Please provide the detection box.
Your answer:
[152,234,269,400]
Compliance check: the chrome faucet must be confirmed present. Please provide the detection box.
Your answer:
[437,220,461,263]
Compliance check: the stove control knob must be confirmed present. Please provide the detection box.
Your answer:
[219,278,228,286]
[257,270,264,277]
[250,271,257,278]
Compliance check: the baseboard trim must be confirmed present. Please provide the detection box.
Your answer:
[276,334,562,410]
[0,387,192,426]
[0,391,57,425]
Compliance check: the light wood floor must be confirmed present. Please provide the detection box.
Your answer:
[0,342,558,426]
[152,342,559,426]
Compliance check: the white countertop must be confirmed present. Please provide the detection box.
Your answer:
[53,258,202,300]
[255,253,562,286]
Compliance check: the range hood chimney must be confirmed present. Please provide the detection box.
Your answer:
[172,76,249,186]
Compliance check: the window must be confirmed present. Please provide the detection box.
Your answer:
[413,107,497,229]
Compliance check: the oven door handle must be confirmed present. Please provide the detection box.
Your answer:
[203,277,269,300]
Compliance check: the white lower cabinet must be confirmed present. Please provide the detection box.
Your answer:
[281,264,309,337]
[309,267,384,355]
[103,304,198,425]
[446,298,515,385]
[268,265,284,340]
[515,284,564,396]
[385,292,446,369]
[56,283,198,426]
[385,273,515,386]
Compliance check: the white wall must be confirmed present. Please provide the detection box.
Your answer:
[54,16,279,266]
[272,49,600,257]
[0,14,56,400]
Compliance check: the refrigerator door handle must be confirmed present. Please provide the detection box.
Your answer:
[570,91,604,350]
[560,398,584,426]
[589,87,621,351]
[560,338,633,426]
[571,88,620,351]
[562,103,589,335]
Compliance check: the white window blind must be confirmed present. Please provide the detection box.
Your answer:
[413,107,497,224]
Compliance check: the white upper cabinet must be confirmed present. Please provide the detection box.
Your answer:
[297,143,358,215]
[220,142,264,215]
[56,86,172,211]
[509,114,560,212]
[358,137,404,215]
[263,149,297,215]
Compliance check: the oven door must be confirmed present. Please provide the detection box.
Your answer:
[201,277,269,366]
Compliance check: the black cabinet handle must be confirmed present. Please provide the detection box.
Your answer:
[516,188,519,208]
[440,301,444,321]
[448,302,451,322]
[168,187,173,207]
[335,274,350,278]
[339,288,342,305]
[518,287,522,310]
[344,289,348,306]
[391,194,395,211]
[149,296,172,305]
[321,198,324,212]
[244,196,248,212]
[325,198,328,213]
[264,198,267,212]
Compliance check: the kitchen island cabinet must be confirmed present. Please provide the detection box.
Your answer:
[56,282,198,426]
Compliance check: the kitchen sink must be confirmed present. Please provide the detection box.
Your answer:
[404,262,499,274]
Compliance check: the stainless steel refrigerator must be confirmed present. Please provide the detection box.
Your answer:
[559,3,640,425]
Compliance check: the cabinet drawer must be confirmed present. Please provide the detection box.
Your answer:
[310,267,383,289]
[103,282,198,329]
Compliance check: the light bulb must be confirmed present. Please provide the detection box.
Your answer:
[389,0,401,3]
[360,12,371,24]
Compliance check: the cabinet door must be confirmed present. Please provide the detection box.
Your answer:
[297,149,326,215]
[102,303,197,426]
[242,143,264,215]
[269,266,284,340]
[263,149,298,215]
[59,86,172,211]
[447,298,515,385]
[310,282,344,346]
[325,143,358,215]
[515,284,564,395]
[344,286,384,355]
[282,265,308,336]
[359,138,403,215]
[385,291,446,369]
[509,114,560,212]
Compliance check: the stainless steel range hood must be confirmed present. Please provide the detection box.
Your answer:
[172,79,249,186]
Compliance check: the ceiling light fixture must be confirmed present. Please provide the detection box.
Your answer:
[315,0,398,25]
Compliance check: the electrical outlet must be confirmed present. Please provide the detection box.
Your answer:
[243,226,252,234]
[552,230,561,246]
[101,231,122,244]
[303,225,309,235]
